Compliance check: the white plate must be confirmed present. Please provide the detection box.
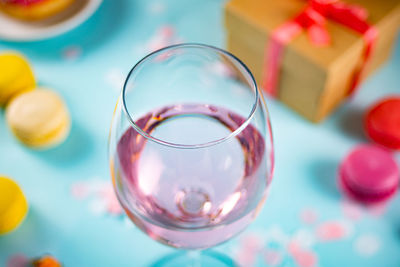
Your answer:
[0,0,102,41]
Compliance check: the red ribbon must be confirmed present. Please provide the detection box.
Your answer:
[263,0,378,97]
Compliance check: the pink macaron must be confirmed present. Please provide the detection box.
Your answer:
[338,144,399,204]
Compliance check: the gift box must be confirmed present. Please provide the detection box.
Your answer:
[225,0,400,122]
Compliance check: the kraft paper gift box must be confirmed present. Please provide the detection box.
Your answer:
[225,0,400,122]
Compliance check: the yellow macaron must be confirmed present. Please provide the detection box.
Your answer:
[6,88,71,149]
[0,176,28,235]
[0,52,35,106]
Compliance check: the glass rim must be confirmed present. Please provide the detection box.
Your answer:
[122,43,260,149]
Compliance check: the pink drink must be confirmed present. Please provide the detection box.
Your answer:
[112,104,269,249]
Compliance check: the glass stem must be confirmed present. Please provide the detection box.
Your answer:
[187,250,202,267]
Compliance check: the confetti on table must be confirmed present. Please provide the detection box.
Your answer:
[123,217,134,228]
[287,240,318,267]
[105,68,126,92]
[71,178,124,217]
[233,217,360,267]
[88,198,108,216]
[367,203,386,217]
[148,1,166,14]
[292,229,316,248]
[316,220,353,241]
[264,225,290,245]
[341,201,363,221]
[236,249,257,267]
[354,234,381,257]
[206,61,235,78]
[7,254,29,267]
[98,184,123,215]
[62,46,82,61]
[300,208,319,224]
[240,234,264,252]
[71,182,89,199]
[263,248,284,266]
[133,25,183,57]
[235,234,264,266]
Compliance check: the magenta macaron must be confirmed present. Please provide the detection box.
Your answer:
[338,144,399,204]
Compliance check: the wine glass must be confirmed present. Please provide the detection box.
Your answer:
[109,43,274,265]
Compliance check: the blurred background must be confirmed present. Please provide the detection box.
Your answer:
[0,0,399,266]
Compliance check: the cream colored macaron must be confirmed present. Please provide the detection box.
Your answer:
[6,88,71,149]
[0,176,28,235]
[0,52,35,106]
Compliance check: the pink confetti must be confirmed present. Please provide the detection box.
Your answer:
[147,25,182,53]
[71,179,123,217]
[236,250,257,267]
[292,249,318,267]
[342,201,363,221]
[264,225,290,245]
[89,198,107,215]
[99,186,123,215]
[316,221,349,241]
[148,2,165,14]
[206,61,235,77]
[287,241,318,267]
[62,45,82,60]
[263,249,283,266]
[287,240,302,255]
[154,51,172,62]
[132,25,183,59]
[240,234,264,252]
[235,233,265,266]
[367,203,386,217]
[107,199,123,215]
[71,183,89,199]
[105,68,125,91]
[292,229,315,248]
[149,26,175,51]
[354,234,381,257]
[124,217,134,228]
[7,254,29,267]
[160,25,174,38]
[300,208,318,224]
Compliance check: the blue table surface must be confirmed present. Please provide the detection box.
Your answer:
[0,0,399,266]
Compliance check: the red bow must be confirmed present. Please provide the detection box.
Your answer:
[264,0,378,96]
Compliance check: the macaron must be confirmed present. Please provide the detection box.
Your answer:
[365,97,400,150]
[0,176,28,235]
[338,144,399,204]
[0,0,75,21]
[32,255,62,267]
[6,88,70,149]
[0,52,35,106]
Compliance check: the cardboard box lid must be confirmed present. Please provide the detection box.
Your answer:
[226,0,400,70]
